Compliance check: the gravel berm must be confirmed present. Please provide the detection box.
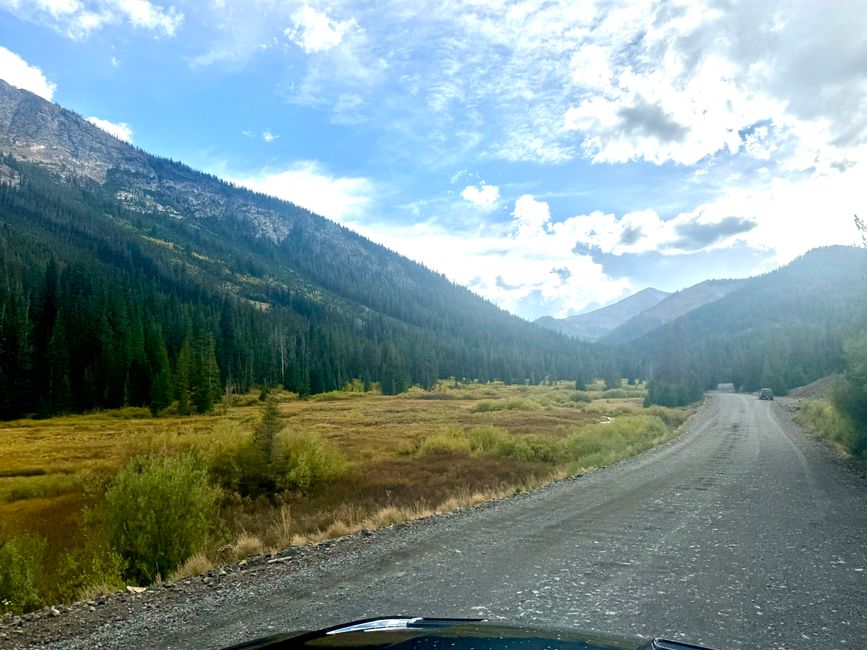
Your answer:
[3,393,865,649]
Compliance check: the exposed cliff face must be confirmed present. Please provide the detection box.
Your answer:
[0,79,305,244]
[0,80,146,183]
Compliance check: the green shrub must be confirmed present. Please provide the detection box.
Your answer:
[206,436,268,494]
[493,436,561,464]
[6,473,81,502]
[104,453,218,584]
[418,429,473,456]
[601,388,645,398]
[466,425,509,453]
[466,426,560,464]
[644,405,690,428]
[54,538,124,605]
[103,406,153,419]
[564,415,669,468]
[469,398,541,413]
[230,393,261,407]
[797,399,860,456]
[0,533,47,614]
[274,432,347,493]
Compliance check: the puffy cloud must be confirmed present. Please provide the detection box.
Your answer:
[512,194,551,239]
[346,194,633,319]
[86,116,134,142]
[285,4,357,54]
[1,0,183,39]
[226,160,372,223]
[261,128,279,142]
[0,46,56,100]
[460,182,499,210]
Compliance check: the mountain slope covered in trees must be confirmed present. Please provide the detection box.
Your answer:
[0,80,599,419]
[603,279,746,344]
[622,246,867,403]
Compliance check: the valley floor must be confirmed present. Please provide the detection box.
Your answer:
[5,393,867,649]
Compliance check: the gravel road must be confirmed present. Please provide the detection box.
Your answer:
[6,393,866,649]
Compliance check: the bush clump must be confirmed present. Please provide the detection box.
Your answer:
[274,431,347,493]
[417,428,474,456]
[644,405,690,428]
[563,415,668,468]
[796,399,860,456]
[0,533,47,614]
[416,425,561,465]
[469,398,541,413]
[104,453,218,584]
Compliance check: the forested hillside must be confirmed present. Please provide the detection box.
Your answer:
[0,80,601,420]
[603,279,746,344]
[626,246,867,403]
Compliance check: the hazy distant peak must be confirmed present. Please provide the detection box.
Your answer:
[535,286,670,340]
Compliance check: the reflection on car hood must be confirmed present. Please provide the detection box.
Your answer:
[224,616,715,650]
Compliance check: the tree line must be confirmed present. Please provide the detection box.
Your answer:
[0,157,607,419]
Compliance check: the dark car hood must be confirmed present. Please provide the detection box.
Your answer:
[225,617,714,650]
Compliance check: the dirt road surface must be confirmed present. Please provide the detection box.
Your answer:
[9,393,867,649]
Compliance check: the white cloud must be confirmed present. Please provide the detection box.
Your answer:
[227,160,372,223]
[285,4,356,54]
[86,116,134,142]
[0,46,56,100]
[1,0,183,38]
[512,194,551,239]
[460,183,499,210]
[261,128,279,142]
[348,194,633,319]
[214,0,866,173]
[115,0,182,35]
[345,158,867,319]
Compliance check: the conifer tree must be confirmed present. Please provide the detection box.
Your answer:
[175,338,192,415]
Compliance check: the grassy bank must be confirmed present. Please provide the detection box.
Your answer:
[0,381,690,613]
[795,398,865,462]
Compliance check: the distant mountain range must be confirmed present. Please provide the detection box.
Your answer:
[603,278,746,344]
[536,278,747,344]
[535,288,670,340]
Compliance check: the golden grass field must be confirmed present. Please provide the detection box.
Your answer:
[0,380,691,600]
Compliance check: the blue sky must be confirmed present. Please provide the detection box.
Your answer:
[1,0,866,320]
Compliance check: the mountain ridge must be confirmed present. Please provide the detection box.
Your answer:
[0,79,599,418]
[535,287,670,340]
[621,245,867,396]
[602,278,747,344]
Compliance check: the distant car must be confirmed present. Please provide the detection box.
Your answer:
[225,617,715,650]
[759,388,774,400]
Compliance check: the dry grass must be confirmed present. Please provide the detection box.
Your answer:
[77,582,123,602]
[0,381,693,596]
[167,552,214,582]
[231,532,265,558]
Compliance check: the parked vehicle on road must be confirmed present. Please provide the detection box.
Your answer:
[759,388,774,400]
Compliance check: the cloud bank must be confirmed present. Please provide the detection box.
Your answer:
[0,46,56,100]
[87,116,133,142]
